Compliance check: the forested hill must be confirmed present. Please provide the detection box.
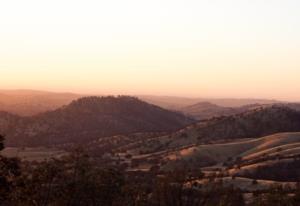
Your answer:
[0,96,194,146]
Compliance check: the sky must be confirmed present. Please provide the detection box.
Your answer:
[0,0,300,101]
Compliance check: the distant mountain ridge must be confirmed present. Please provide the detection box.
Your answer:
[0,89,283,116]
[139,95,280,109]
[0,96,194,146]
[0,89,82,116]
[180,102,264,120]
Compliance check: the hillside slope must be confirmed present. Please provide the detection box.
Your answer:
[126,132,300,181]
[135,105,300,155]
[0,96,194,146]
[164,132,300,167]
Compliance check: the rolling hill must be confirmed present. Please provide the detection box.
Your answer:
[125,132,300,182]
[180,102,263,120]
[0,96,194,147]
[139,95,279,109]
[163,132,300,168]
[131,105,300,156]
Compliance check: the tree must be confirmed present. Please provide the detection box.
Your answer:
[0,135,4,151]
[7,148,124,206]
[0,135,21,204]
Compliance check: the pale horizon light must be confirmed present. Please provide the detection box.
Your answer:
[1,0,300,101]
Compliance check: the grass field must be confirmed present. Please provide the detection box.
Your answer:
[1,147,67,162]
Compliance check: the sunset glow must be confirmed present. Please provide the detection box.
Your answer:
[1,0,300,100]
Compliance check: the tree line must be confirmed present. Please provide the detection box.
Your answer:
[1,134,300,206]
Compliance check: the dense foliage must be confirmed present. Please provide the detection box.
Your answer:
[1,135,300,206]
[192,105,300,142]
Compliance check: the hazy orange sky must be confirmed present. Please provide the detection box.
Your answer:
[1,0,300,101]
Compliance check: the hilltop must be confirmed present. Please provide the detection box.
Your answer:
[0,96,193,146]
